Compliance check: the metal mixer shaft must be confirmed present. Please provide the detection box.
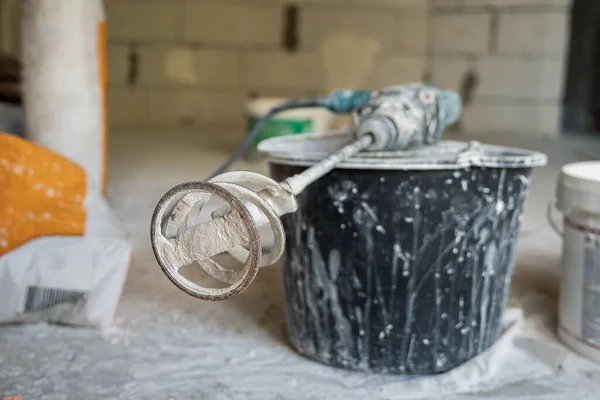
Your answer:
[150,133,375,301]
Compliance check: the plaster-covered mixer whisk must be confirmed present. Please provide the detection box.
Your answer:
[151,84,462,301]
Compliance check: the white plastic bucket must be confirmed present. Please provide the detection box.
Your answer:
[550,161,600,362]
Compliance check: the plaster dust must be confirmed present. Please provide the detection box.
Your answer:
[2,128,600,399]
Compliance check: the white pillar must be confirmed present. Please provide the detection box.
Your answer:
[21,0,107,192]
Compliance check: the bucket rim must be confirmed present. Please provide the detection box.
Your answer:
[557,161,600,215]
[258,132,548,170]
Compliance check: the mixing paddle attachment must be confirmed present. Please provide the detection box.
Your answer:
[150,134,374,301]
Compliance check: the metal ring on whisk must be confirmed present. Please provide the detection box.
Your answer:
[150,181,261,301]
[209,171,287,267]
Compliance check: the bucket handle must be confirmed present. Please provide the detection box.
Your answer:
[547,201,563,236]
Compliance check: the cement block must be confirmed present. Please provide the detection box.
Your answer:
[432,13,491,53]
[138,47,239,86]
[107,86,148,124]
[538,59,566,99]
[365,57,426,88]
[353,0,429,9]
[430,0,464,8]
[462,102,561,135]
[430,58,472,93]
[105,0,181,41]
[300,8,396,51]
[184,3,281,46]
[0,0,21,55]
[537,103,563,134]
[395,13,429,54]
[245,51,323,90]
[448,0,571,7]
[146,91,245,124]
[497,12,568,53]
[107,45,128,84]
[476,58,565,99]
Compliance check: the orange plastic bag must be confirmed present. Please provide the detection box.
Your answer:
[0,133,86,256]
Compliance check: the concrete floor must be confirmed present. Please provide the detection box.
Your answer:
[1,127,600,399]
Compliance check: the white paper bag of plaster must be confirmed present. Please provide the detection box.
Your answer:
[0,190,131,328]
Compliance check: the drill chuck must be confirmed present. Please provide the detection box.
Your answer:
[354,116,399,152]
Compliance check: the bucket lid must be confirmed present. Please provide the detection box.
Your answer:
[257,132,547,170]
[557,161,600,214]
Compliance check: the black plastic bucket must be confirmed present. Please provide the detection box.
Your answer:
[259,134,547,375]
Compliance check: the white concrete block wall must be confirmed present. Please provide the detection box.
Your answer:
[300,8,397,51]
[476,58,565,99]
[450,0,570,7]
[497,11,569,54]
[0,0,21,55]
[353,0,429,9]
[105,0,430,130]
[430,0,572,136]
[396,13,429,55]
[107,87,149,124]
[100,0,573,136]
[0,0,575,136]
[106,45,128,85]
[105,1,181,41]
[462,103,562,135]
[146,91,246,124]
[431,14,491,54]
[365,57,426,88]
[183,3,282,46]
[245,51,323,91]
[430,58,472,93]
[137,47,240,86]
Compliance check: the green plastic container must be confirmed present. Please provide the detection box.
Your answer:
[245,98,332,161]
